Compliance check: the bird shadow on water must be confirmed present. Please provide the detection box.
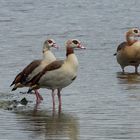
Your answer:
[13,103,79,140]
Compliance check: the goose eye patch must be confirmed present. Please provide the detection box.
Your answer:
[72,40,78,44]
[48,40,53,43]
[134,29,138,33]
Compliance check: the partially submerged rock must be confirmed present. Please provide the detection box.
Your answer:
[20,97,28,105]
[7,97,28,110]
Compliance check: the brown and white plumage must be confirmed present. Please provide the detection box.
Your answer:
[27,39,85,109]
[114,28,140,73]
[10,39,59,102]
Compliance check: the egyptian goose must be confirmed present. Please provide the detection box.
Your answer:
[10,39,59,102]
[114,28,140,73]
[27,39,85,109]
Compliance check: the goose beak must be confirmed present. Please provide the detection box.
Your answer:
[53,43,59,49]
[77,44,86,49]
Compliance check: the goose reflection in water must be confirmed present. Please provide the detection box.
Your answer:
[14,105,79,140]
[116,72,140,90]
[117,72,140,83]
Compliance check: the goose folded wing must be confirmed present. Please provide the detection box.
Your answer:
[28,60,64,86]
[10,60,41,86]
[114,42,127,56]
[117,42,127,52]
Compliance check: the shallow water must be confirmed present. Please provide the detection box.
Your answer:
[1,0,140,139]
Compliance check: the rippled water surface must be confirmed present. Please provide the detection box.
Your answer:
[1,0,140,139]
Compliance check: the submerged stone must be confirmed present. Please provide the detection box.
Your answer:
[20,97,28,105]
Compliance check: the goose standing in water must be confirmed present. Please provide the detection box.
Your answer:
[10,39,59,103]
[27,39,85,110]
[114,28,140,73]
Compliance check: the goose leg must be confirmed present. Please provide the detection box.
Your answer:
[38,92,43,100]
[35,90,43,103]
[135,65,138,74]
[121,66,125,73]
[51,89,55,110]
[57,89,62,111]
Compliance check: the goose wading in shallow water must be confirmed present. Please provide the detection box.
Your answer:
[114,28,140,73]
[10,39,59,103]
[27,39,86,110]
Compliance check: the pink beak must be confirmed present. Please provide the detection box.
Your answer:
[53,43,59,49]
[77,44,86,49]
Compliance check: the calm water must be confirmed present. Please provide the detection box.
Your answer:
[1,0,140,139]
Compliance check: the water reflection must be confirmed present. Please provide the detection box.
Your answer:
[14,105,79,140]
[116,72,140,84]
[116,72,140,92]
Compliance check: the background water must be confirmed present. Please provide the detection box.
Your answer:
[0,0,140,139]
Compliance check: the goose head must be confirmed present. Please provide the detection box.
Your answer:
[66,39,86,49]
[43,39,59,53]
[126,28,140,45]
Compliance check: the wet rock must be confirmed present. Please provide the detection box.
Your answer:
[6,97,28,110]
[20,97,28,105]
